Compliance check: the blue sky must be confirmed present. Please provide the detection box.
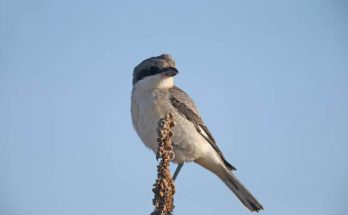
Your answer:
[1,0,347,215]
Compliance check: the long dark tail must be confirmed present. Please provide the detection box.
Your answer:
[195,158,263,212]
[219,166,263,212]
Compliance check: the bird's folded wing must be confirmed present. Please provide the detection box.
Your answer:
[169,87,236,171]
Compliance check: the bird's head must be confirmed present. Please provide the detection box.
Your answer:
[132,54,178,89]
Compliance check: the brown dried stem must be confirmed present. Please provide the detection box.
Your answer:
[151,113,176,215]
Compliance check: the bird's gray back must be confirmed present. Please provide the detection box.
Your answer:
[168,87,201,116]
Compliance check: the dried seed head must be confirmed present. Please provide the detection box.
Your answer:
[152,113,176,215]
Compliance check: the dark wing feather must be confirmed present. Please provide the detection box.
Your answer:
[169,87,236,171]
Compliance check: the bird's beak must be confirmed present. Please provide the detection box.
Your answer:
[161,67,179,77]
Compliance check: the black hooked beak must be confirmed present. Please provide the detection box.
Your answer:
[160,67,179,77]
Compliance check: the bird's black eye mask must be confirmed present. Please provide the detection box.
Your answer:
[133,66,177,85]
[137,66,160,81]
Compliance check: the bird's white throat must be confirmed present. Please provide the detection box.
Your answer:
[134,74,174,91]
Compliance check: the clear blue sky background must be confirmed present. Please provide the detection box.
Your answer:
[1,1,347,215]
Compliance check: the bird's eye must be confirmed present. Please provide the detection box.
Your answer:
[149,66,160,74]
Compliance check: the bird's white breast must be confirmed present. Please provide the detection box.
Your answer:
[131,86,166,152]
[131,85,215,164]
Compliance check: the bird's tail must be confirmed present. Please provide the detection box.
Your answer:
[195,158,263,212]
[219,165,263,212]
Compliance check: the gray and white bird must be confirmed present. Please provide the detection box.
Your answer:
[131,54,263,212]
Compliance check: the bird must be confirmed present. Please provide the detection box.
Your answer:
[130,54,263,212]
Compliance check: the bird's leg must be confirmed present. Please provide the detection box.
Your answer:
[172,163,184,181]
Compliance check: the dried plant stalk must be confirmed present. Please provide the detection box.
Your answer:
[151,113,176,215]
